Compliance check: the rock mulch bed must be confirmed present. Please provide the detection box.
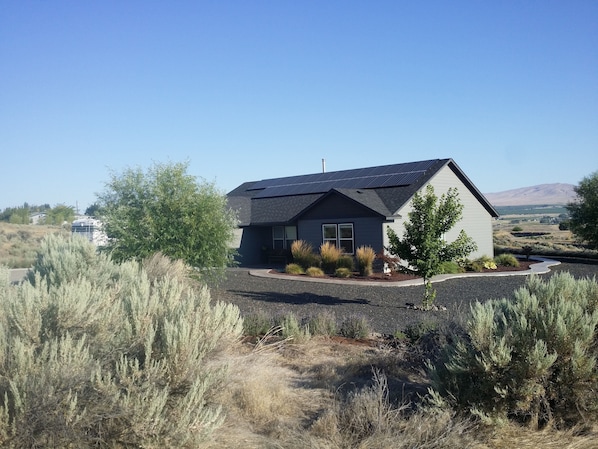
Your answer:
[211,262,597,335]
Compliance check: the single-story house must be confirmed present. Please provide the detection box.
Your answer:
[227,158,498,266]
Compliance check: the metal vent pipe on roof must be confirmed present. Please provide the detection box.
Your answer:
[322,158,326,173]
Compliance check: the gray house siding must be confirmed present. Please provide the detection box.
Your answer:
[297,192,385,254]
[383,164,495,260]
[235,226,272,265]
[298,216,385,255]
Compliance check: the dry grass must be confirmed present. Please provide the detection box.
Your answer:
[493,221,597,259]
[207,337,598,449]
[0,222,67,268]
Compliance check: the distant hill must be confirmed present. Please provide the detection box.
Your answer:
[483,183,577,207]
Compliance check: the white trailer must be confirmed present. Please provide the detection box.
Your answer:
[71,218,108,246]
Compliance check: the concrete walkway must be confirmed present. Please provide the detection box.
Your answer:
[249,257,561,288]
[7,258,562,288]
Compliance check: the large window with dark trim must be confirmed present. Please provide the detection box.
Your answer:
[273,225,297,249]
[322,223,354,254]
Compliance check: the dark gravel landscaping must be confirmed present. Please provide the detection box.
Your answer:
[211,262,598,335]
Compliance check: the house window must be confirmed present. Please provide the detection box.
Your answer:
[273,225,297,249]
[322,224,337,246]
[339,223,354,254]
[322,223,354,254]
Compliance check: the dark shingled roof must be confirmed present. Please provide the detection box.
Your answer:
[227,158,497,226]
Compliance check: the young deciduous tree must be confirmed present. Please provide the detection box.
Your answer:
[567,171,598,249]
[97,161,238,284]
[386,185,477,309]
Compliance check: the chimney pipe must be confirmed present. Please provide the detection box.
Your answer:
[322,158,326,173]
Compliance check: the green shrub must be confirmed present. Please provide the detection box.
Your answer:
[438,261,464,274]
[305,253,322,269]
[478,255,496,269]
[320,242,342,274]
[335,267,353,278]
[462,258,482,272]
[306,266,325,277]
[512,225,523,232]
[356,245,376,276]
[0,235,243,446]
[339,315,371,339]
[494,253,520,267]
[337,255,355,271]
[559,220,571,231]
[285,263,305,275]
[428,272,598,429]
[463,255,496,272]
[306,311,337,337]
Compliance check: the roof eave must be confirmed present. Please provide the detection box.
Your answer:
[446,159,499,218]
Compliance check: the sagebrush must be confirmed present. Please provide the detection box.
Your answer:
[428,272,598,429]
[0,235,243,447]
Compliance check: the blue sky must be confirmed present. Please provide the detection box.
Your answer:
[1,1,596,212]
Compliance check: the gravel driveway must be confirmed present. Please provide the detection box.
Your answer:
[211,262,598,335]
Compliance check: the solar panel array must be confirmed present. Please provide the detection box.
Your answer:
[249,159,437,199]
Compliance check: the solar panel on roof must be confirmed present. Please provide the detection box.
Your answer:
[249,159,440,198]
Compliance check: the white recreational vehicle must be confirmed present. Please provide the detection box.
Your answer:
[71,217,108,246]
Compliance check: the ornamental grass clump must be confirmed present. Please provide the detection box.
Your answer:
[291,240,318,270]
[356,245,376,276]
[494,253,520,267]
[337,254,355,271]
[320,242,342,274]
[306,266,325,277]
[335,267,352,278]
[428,272,598,429]
[291,240,321,270]
[0,235,243,447]
[285,263,305,275]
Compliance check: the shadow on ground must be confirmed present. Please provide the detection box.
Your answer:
[227,289,370,306]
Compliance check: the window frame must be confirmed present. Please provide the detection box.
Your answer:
[321,223,354,254]
[272,225,297,250]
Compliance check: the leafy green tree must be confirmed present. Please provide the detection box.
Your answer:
[0,204,53,223]
[97,161,238,283]
[84,202,101,217]
[567,171,598,249]
[8,207,30,224]
[386,185,477,309]
[43,204,75,225]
